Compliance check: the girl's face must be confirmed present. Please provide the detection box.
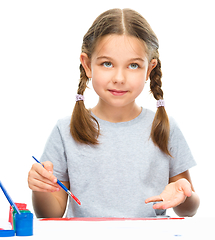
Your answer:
[81,35,157,109]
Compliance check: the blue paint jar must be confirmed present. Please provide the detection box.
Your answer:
[14,212,33,236]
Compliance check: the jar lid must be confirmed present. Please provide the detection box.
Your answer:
[0,229,15,237]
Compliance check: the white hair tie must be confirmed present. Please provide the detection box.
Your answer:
[76,94,84,102]
[157,99,165,108]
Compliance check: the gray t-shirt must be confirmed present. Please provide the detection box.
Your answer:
[40,108,196,218]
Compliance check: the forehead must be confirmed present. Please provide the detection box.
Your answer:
[92,34,148,60]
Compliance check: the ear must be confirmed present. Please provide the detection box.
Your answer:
[80,53,92,78]
[146,59,157,80]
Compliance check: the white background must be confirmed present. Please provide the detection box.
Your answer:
[0,0,214,218]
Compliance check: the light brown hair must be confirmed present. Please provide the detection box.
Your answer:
[70,8,171,156]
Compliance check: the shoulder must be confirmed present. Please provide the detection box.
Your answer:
[168,116,193,158]
[142,108,183,141]
[141,108,155,123]
[168,116,183,137]
[142,108,176,127]
[56,116,71,129]
[142,108,180,130]
[50,116,71,139]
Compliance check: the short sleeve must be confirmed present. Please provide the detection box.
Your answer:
[40,122,69,181]
[169,118,197,178]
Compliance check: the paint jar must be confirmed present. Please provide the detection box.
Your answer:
[12,210,31,231]
[9,202,27,223]
[14,212,33,236]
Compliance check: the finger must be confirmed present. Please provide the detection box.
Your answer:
[43,161,54,174]
[33,163,57,184]
[28,170,59,192]
[182,184,192,198]
[153,200,177,210]
[34,179,60,192]
[153,195,186,210]
[177,179,192,197]
[31,184,60,193]
[145,195,163,204]
[152,201,167,210]
[28,175,59,192]
[160,199,181,210]
[32,170,59,188]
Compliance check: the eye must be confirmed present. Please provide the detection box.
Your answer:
[128,63,139,69]
[103,62,113,68]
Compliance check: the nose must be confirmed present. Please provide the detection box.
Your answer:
[112,68,125,84]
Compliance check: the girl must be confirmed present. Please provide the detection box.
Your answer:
[28,8,200,218]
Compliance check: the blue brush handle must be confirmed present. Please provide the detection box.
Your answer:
[0,181,21,214]
[56,180,68,193]
[32,156,42,165]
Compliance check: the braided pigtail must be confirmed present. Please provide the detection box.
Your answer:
[150,58,171,156]
[70,64,100,145]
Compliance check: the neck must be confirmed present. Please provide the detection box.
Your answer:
[91,101,142,123]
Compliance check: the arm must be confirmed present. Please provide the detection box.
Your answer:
[28,161,68,218]
[145,170,200,217]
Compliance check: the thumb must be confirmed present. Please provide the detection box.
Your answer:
[42,161,54,174]
[179,179,192,197]
[183,184,192,198]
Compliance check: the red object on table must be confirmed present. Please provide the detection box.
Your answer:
[40,217,185,221]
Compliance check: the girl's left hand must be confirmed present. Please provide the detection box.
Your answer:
[145,178,192,210]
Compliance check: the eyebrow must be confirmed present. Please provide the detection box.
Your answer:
[96,56,145,62]
[130,58,145,62]
[96,56,113,61]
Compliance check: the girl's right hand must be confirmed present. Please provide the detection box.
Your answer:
[28,161,60,193]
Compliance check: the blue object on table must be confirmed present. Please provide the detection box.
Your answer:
[15,212,33,236]
[0,229,15,237]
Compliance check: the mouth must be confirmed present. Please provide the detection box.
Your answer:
[108,89,128,96]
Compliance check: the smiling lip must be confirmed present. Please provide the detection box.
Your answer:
[108,89,128,96]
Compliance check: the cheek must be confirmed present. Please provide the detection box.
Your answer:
[91,78,100,95]
[135,81,146,96]
[129,72,147,90]
[91,67,110,89]
[91,75,106,96]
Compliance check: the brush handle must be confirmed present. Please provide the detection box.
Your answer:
[32,156,42,165]
[57,179,68,192]
[0,181,21,214]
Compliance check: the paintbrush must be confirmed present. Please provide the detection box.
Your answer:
[0,181,21,214]
[32,156,81,205]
